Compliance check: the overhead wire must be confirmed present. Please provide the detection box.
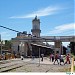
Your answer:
[0,25,21,33]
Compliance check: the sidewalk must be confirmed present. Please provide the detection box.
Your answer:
[23,57,55,65]
[40,58,53,65]
[0,58,71,72]
[0,58,53,65]
[0,57,72,65]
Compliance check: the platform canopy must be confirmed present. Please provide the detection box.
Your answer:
[31,43,52,49]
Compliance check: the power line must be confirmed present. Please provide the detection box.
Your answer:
[0,25,21,33]
[0,25,48,40]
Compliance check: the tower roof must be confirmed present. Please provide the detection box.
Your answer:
[35,16,37,19]
[32,16,40,22]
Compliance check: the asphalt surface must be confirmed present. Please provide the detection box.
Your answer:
[0,57,72,72]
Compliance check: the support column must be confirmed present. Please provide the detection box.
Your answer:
[19,42,24,56]
[25,42,28,57]
[54,41,62,55]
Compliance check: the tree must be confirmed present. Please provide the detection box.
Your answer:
[63,46,67,55]
[69,42,75,55]
[2,40,12,50]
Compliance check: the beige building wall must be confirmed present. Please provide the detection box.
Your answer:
[11,40,29,57]
[54,41,62,54]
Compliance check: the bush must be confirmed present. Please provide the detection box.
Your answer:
[74,58,75,61]
[73,55,75,61]
[71,54,75,61]
[74,66,75,71]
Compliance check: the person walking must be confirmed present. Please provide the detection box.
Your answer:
[59,55,64,65]
[50,54,52,61]
[53,53,59,65]
[21,55,24,60]
[32,53,35,60]
[64,54,71,65]
[52,54,54,62]
[41,54,44,61]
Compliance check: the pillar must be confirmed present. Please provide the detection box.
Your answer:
[54,41,62,55]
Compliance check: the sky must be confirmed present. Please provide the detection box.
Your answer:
[0,0,74,46]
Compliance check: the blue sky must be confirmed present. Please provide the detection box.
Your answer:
[0,0,74,46]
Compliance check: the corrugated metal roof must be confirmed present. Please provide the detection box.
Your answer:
[31,43,51,49]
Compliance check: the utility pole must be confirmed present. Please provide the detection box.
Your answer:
[0,34,1,54]
[39,47,40,66]
[0,34,2,54]
[0,34,5,55]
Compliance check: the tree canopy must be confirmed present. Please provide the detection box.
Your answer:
[69,42,75,55]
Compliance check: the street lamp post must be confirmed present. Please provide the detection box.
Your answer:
[0,34,1,54]
[1,41,2,54]
[0,41,2,54]
[0,34,5,54]
[59,37,61,55]
[39,47,40,66]
[62,43,63,55]
[0,41,5,54]
[54,36,56,55]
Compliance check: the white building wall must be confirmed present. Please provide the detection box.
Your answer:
[12,40,29,57]
[12,41,19,54]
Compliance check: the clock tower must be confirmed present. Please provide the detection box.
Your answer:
[31,16,41,37]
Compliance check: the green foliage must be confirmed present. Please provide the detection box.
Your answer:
[74,66,75,71]
[1,40,12,50]
[71,54,75,61]
[74,57,75,61]
[69,42,75,55]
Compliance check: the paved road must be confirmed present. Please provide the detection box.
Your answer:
[0,57,72,72]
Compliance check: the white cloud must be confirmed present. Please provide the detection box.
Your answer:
[49,23,75,35]
[10,6,60,18]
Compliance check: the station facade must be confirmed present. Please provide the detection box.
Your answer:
[11,16,75,57]
[11,16,53,57]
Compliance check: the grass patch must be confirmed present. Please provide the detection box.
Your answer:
[74,66,75,71]
[71,54,75,61]
[59,68,71,72]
